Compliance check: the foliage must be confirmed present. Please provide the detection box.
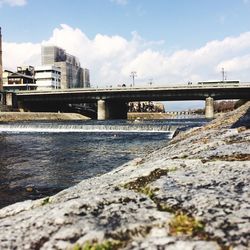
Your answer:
[193,108,204,115]
[169,213,204,236]
[214,100,236,113]
[41,197,50,206]
[72,240,121,250]
[139,185,157,199]
[123,168,168,191]
[157,203,176,213]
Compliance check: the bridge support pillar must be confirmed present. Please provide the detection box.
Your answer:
[205,97,214,119]
[5,92,13,106]
[0,92,3,105]
[3,92,17,108]
[97,99,128,120]
[97,100,107,120]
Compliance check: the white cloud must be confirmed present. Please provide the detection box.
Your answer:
[3,42,40,70]
[217,54,250,76]
[0,0,27,7]
[3,24,250,89]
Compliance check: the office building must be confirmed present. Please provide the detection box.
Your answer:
[41,46,90,89]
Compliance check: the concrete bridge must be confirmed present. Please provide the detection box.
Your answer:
[5,82,250,119]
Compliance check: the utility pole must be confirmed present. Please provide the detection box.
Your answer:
[0,27,3,91]
[130,71,137,87]
[221,67,226,82]
[149,78,153,86]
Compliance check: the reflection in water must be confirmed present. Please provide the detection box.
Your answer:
[0,118,208,208]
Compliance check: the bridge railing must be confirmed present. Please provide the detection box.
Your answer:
[16,82,250,95]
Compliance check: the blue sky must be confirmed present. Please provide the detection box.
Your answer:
[1,0,250,110]
[2,0,250,48]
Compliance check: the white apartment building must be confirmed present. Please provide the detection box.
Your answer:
[35,65,61,90]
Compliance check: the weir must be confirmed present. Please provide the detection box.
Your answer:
[0,123,177,134]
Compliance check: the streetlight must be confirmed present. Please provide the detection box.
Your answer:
[130,71,137,87]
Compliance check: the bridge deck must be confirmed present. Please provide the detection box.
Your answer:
[16,83,250,96]
[14,83,250,104]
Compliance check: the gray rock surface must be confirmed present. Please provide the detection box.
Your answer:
[0,102,249,249]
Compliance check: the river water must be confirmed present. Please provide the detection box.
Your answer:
[0,118,207,208]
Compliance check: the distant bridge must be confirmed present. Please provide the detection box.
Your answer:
[6,82,250,119]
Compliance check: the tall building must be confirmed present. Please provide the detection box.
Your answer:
[41,46,90,89]
[41,46,67,65]
[0,27,3,91]
[82,68,90,88]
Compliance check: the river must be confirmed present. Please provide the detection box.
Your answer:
[0,118,208,208]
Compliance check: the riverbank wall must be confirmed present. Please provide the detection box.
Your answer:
[128,112,172,119]
[0,112,90,122]
[0,102,249,249]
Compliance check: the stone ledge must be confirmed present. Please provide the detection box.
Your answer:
[0,102,249,249]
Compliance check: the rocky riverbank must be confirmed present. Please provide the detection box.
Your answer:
[0,112,90,122]
[0,102,249,250]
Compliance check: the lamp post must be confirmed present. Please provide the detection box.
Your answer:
[130,71,137,87]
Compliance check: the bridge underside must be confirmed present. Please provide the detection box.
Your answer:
[17,99,128,120]
[16,97,216,120]
[17,100,98,119]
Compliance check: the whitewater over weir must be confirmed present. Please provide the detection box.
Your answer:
[0,124,177,134]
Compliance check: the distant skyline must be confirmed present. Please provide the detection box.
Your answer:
[1,0,250,110]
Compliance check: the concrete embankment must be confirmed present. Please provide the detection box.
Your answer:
[128,112,172,119]
[0,103,249,250]
[0,112,90,122]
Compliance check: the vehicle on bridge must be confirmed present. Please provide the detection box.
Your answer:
[197,80,240,85]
